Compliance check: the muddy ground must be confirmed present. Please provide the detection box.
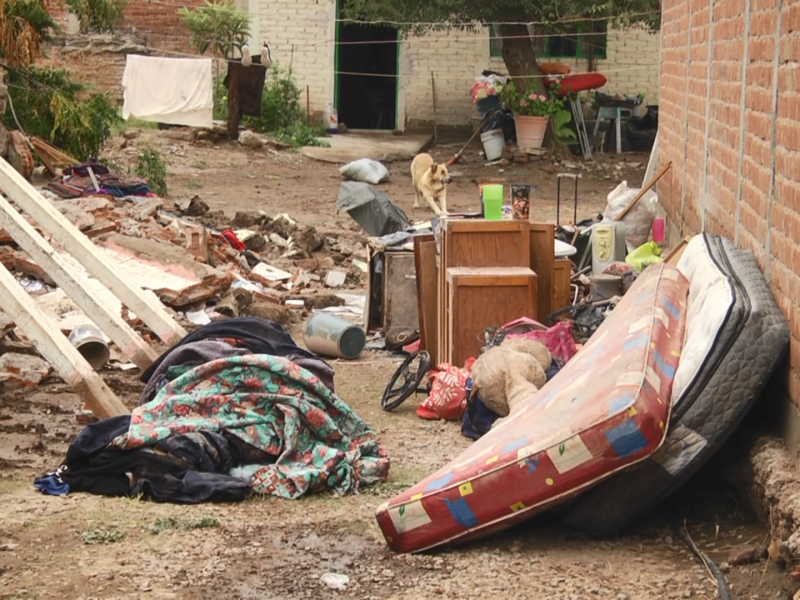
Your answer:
[1,130,797,599]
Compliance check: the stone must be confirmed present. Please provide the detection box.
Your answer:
[244,233,266,252]
[122,129,141,140]
[55,201,96,232]
[238,130,265,150]
[0,353,52,388]
[296,227,324,254]
[180,196,209,217]
[514,151,530,164]
[135,198,163,222]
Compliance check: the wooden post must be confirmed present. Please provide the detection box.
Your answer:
[0,194,158,370]
[0,158,187,346]
[431,72,439,144]
[0,260,128,418]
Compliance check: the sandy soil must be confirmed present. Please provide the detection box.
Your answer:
[1,130,797,600]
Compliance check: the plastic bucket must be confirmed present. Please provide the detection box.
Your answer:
[480,129,505,161]
[304,313,366,360]
[482,184,503,221]
[68,324,110,371]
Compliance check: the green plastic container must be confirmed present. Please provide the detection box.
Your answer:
[482,184,503,220]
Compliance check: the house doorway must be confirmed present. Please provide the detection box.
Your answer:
[336,5,398,130]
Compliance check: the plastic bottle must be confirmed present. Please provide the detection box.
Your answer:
[324,103,339,134]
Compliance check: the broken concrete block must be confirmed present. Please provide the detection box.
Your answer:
[55,201,96,232]
[296,227,324,254]
[135,198,163,222]
[269,233,290,248]
[249,262,293,287]
[325,270,347,288]
[0,353,52,388]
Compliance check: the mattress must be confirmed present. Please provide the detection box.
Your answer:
[563,234,790,534]
[376,264,688,553]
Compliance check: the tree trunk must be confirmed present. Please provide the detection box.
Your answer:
[497,23,545,95]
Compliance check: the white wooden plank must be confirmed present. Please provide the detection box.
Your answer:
[0,261,128,418]
[0,158,186,345]
[0,194,158,370]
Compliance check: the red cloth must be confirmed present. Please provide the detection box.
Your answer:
[220,230,245,252]
[416,359,475,421]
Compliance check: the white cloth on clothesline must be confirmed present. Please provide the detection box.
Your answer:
[122,55,213,128]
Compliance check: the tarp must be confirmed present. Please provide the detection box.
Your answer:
[336,182,410,237]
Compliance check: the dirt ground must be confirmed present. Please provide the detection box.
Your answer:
[1,130,798,600]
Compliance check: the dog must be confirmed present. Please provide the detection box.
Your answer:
[411,153,452,215]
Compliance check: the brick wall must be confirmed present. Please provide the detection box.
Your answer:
[38,0,210,98]
[659,0,800,455]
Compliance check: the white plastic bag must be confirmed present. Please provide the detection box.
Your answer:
[339,158,390,185]
[602,180,657,252]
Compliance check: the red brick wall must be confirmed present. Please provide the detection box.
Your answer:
[38,0,209,101]
[660,0,800,441]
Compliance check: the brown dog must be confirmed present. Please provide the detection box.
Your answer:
[411,153,451,215]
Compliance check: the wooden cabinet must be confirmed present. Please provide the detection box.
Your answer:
[446,267,538,368]
[382,251,419,331]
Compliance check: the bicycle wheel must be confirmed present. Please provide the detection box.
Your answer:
[381,351,431,411]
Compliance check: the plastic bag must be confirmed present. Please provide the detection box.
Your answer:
[602,181,657,252]
[626,241,663,272]
[499,317,579,367]
[417,363,470,421]
[339,159,390,185]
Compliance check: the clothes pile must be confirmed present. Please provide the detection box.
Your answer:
[45,159,153,199]
[35,318,390,503]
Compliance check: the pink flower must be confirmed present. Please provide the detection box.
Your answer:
[539,94,547,101]
[528,93,537,100]
[519,99,528,107]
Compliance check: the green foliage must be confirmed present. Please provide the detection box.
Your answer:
[3,66,120,160]
[0,0,58,66]
[553,109,577,143]
[80,527,124,545]
[335,0,661,32]
[179,0,249,59]
[135,147,167,196]
[497,80,564,118]
[63,0,126,33]
[146,516,220,535]
[215,66,330,148]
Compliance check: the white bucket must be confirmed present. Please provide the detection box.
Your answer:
[481,129,505,161]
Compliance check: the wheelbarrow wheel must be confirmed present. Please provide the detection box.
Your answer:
[381,351,431,411]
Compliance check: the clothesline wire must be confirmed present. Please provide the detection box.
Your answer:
[332,10,660,26]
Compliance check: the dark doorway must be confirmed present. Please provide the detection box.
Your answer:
[336,15,398,130]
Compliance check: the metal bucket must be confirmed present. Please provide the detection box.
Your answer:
[304,313,366,360]
[68,324,110,371]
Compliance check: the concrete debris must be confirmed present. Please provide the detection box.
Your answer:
[178,195,209,217]
[53,201,96,232]
[0,353,52,388]
[324,270,347,288]
[250,262,292,286]
[238,130,265,150]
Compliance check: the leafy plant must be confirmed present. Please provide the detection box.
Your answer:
[3,66,120,159]
[80,527,124,545]
[0,0,57,67]
[179,0,249,59]
[63,0,126,33]
[552,109,577,143]
[274,121,329,148]
[135,147,167,196]
[146,516,220,535]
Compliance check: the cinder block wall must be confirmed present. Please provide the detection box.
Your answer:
[659,0,800,459]
[34,0,661,130]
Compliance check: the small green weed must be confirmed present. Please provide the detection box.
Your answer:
[187,180,205,189]
[135,147,168,196]
[146,516,220,535]
[80,527,124,545]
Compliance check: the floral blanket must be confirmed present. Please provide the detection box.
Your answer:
[111,355,390,499]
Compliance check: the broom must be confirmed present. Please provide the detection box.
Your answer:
[446,113,489,167]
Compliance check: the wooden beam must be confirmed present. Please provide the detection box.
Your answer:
[0,260,128,418]
[614,161,673,223]
[0,194,158,370]
[0,158,187,345]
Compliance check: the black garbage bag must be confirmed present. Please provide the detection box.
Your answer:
[480,108,517,144]
[336,181,411,237]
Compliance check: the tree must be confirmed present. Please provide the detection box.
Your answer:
[0,0,127,160]
[336,0,660,93]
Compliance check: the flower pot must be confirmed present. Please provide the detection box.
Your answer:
[514,115,548,150]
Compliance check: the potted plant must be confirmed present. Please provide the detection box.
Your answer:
[497,81,576,150]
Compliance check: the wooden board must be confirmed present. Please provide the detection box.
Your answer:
[383,252,419,331]
[552,258,573,316]
[529,223,555,320]
[664,236,692,265]
[447,267,538,368]
[443,219,531,268]
[414,235,438,364]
